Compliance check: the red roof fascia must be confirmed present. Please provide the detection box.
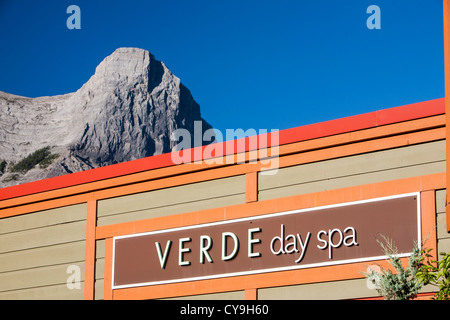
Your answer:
[0,98,444,201]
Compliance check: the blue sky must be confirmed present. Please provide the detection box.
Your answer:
[0,0,445,136]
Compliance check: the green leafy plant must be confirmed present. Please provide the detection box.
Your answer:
[364,234,423,300]
[416,249,450,300]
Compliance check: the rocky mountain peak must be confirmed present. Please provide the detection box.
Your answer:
[0,48,213,187]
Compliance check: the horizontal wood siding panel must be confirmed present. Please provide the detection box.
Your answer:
[95,279,104,300]
[436,189,450,256]
[0,220,86,253]
[436,189,448,241]
[439,238,450,256]
[258,278,436,300]
[95,257,105,278]
[259,140,445,201]
[260,140,444,190]
[0,262,84,292]
[95,239,106,300]
[165,290,245,300]
[0,203,86,235]
[96,239,105,259]
[258,278,375,300]
[0,241,85,273]
[0,283,84,300]
[260,162,445,201]
[436,189,446,214]
[98,194,245,226]
[97,175,246,226]
[0,204,86,299]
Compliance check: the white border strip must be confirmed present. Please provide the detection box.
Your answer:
[112,192,421,290]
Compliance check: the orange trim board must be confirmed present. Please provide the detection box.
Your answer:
[0,98,444,202]
[95,172,444,240]
[84,199,97,300]
[245,172,258,203]
[100,177,440,299]
[0,124,444,219]
[444,0,450,220]
[104,237,114,300]
[0,113,444,211]
[112,258,412,300]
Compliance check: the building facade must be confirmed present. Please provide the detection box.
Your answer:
[0,98,448,300]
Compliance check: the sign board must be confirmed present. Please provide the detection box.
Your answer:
[112,193,420,289]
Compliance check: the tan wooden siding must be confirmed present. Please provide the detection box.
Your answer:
[165,290,245,300]
[258,140,445,201]
[258,189,449,300]
[0,204,86,299]
[258,278,374,300]
[436,189,450,255]
[0,283,84,300]
[97,175,246,226]
[0,139,445,300]
[94,239,105,300]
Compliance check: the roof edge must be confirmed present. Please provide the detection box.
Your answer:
[0,98,445,201]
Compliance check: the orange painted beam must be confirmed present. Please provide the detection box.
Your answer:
[245,172,258,203]
[420,191,438,262]
[277,98,444,146]
[0,115,444,213]
[112,258,411,300]
[0,193,90,219]
[105,188,438,300]
[244,288,258,300]
[98,175,443,299]
[103,237,114,300]
[278,127,444,171]
[0,99,444,202]
[1,126,444,220]
[84,198,97,300]
[444,0,450,232]
[278,114,444,156]
[95,172,445,240]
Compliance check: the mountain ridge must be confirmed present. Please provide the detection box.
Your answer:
[0,47,213,187]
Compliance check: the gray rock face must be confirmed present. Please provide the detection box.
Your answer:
[0,47,213,187]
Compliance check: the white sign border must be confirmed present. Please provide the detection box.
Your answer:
[111,192,421,290]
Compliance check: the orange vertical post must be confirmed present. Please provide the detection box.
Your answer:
[84,198,97,300]
[444,0,450,232]
[244,288,258,300]
[421,191,438,261]
[245,171,258,203]
[104,237,114,300]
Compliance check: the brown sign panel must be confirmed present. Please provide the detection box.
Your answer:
[112,193,420,289]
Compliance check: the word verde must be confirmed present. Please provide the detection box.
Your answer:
[154,224,358,269]
[155,228,263,269]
